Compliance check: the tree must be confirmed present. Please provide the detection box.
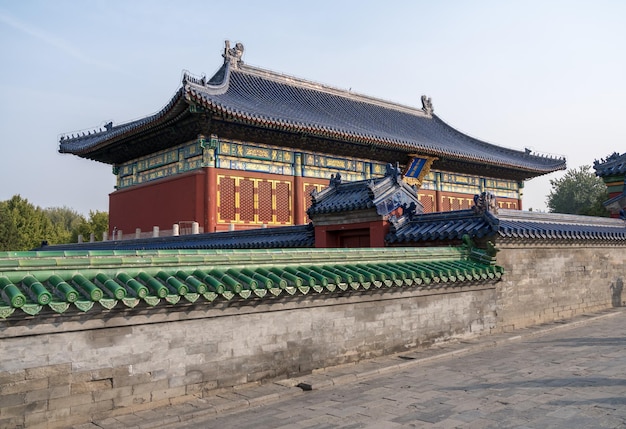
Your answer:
[43,206,85,244]
[546,165,608,216]
[72,210,109,242]
[0,196,110,250]
[0,195,65,251]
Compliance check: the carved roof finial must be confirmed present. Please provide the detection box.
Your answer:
[223,40,244,68]
[472,191,498,215]
[385,162,401,181]
[421,95,433,115]
[329,172,342,187]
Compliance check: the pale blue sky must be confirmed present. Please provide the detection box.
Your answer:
[1,0,625,214]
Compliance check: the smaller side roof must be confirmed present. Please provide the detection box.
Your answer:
[594,152,626,178]
[387,198,626,245]
[307,164,423,218]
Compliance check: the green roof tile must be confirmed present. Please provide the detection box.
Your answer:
[0,246,504,319]
[0,259,19,268]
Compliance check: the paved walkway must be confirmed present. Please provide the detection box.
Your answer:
[80,309,626,428]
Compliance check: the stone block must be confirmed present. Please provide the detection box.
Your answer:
[90,367,114,381]
[199,380,219,397]
[25,384,70,402]
[151,385,186,402]
[23,410,48,427]
[185,382,205,396]
[92,385,132,403]
[70,399,113,416]
[48,392,93,411]
[1,376,47,395]
[169,370,203,388]
[47,413,88,429]
[0,370,25,386]
[49,374,71,387]
[112,371,151,388]
[112,391,151,409]
[185,342,218,355]
[25,363,71,380]
[72,379,113,394]
[0,392,25,408]
[132,378,169,396]
[0,416,23,429]
[110,351,153,367]
[217,373,249,389]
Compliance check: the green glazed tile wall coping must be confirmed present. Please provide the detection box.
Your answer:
[0,247,503,319]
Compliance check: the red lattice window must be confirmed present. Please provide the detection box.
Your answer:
[452,198,461,211]
[240,179,255,222]
[442,197,452,212]
[219,177,236,221]
[304,185,317,212]
[276,182,291,223]
[419,195,434,213]
[258,181,273,223]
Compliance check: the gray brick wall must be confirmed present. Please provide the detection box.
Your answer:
[2,241,624,428]
[495,244,625,331]
[0,285,495,428]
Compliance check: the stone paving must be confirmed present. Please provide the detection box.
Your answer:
[77,309,626,429]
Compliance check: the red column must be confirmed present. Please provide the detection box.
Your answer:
[205,167,218,233]
[293,153,305,225]
[294,175,304,225]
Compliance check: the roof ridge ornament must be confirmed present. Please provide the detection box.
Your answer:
[223,40,244,68]
[385,162,401,182]
[421,95,433,115]
[329,172,342,187]
[472,191,498,215]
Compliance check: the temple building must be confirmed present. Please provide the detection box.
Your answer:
[59,41,565,236]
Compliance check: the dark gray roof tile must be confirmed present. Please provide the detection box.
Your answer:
[387,209,626,244]
[34,224,314,252]
[59,49,566,177]
[594,152,626,177]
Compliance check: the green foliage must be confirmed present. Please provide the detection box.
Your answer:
[0,195,64,251]
[546,165,609,216]
[43,206,85,244]
[71,210,109,243]
[0,195,109,251]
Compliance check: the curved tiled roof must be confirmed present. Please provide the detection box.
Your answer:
[33,224,315,252]
[387,210,499,243]
[594,152,626,178]
[307,181,376,215]
[387,209,626,244]
[184,64,565,176]
[0,247,502,319]
[307,169,422,217]
[59,45,566,178]
[496,210,626,240]
[59,89,187,158]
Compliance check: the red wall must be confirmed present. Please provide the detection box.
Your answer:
[109,170,205,235]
